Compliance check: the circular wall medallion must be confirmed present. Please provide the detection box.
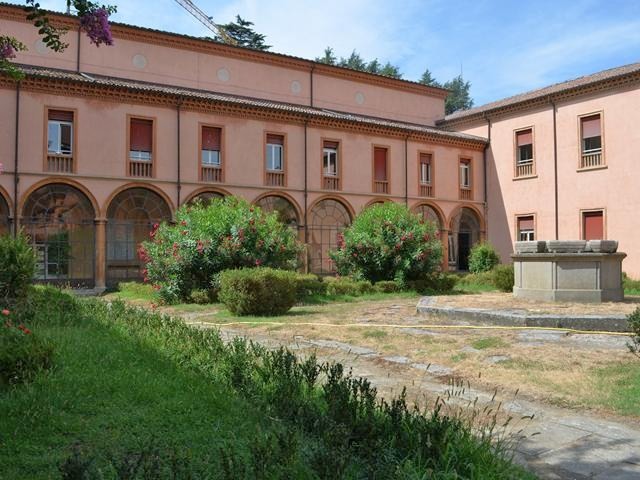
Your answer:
[34,40,48,55]
[132,54,147,69]
[217,67,230,82]
[290,80,301,94]
[355,91,365,105]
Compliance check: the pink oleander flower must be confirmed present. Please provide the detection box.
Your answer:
[80,8,114,47]
[1,309,10,316]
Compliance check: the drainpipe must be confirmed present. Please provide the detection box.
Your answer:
[303,119,309,244]
[483,114,491,242]
[13,82,21,237]
[404,135,409,205]
[550,97,559,240]
[309,66,315,107]
[76,27,81,73]
[176,99,182,207]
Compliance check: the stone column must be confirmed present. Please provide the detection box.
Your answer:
[94,219,107,291]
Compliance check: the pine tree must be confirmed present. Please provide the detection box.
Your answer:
[215,15,271,51]
[315,47,337,65]
[419,68,440,87]
[442,75,474,115]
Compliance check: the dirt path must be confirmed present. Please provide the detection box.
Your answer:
[176,299,640,479]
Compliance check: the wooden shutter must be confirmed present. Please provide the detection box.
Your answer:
[266,134,284,145]
[48,110,74,122]
[324,140,339,150]
[518,216,534,231]
[374,147,387,181]
[202,126,221,150]
[583,211,603,240]
[581,115,601,139]
[516,129,532,146]
[130,118,153,151]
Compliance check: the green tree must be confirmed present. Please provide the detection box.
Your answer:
[379,61,402,78]
[339,50,367,71]
[315,46,337,65]
[214,15,271,51]
[443,75,474,115]
[419,68,440,87]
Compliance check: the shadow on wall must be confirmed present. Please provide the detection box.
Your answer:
[486,146,512,262]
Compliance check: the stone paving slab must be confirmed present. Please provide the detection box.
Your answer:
[417,297,631,332]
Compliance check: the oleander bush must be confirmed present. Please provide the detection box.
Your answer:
[492,264,515,292]
[0,309,54,387]
[141,197,303,303]
[468,242,501,273]
[330,202,443,285]
[0,232,36,306]
[219,267,298,316]
[627,307,640,356]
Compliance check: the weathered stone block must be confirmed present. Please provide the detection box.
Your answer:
[514,241,547,253]
[546,240,587,253]
[586,240,618,253]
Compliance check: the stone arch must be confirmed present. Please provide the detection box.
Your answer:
[308,196,353,274]
[0,187,11,236]
[105,187,172,285]
[447,205,484,271]
[253,192,302,230]
[103,183,174,220]
[20,177,100,221]
[411,201,445,230]
[21,182,96,287]
[364,197,392,209]
[183,186,231,206]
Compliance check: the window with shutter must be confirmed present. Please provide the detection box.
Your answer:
[129,118,153,162]
[201,126,221,166]
[517,215,535,241]
[583,211,604,240]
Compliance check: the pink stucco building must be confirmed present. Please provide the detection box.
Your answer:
[0,4,487,289]
[2,4,638,289]
[440,63,640,278]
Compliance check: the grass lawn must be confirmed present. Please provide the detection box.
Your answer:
[1,288,534,479]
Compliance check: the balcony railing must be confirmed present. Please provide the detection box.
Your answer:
[323,175,340,190]
[373,180,388,194]
[201,165,223,182]
[47,154,73,173]
[419,183,433,197]
[460,187,472,200]
[266,170,285,187]
[581,149,602,168]
[129,160,153,178]
[516,161,534,177]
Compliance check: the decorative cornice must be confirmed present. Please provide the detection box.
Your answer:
[0,71,486,151]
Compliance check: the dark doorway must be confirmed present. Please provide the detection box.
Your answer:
[458,232,471,271]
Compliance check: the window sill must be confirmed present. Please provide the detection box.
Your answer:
[577,165,607,172]
[513,174,538,181]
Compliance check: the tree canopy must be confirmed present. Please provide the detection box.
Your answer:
[214,15,271,51]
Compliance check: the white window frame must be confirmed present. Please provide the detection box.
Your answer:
[518,229,535,241]
[460,161,470,188]
[201,149,221,166]
[420,161,431,184]
[323,147,338,176]
[48,120,73,155]
[266,143,283,171]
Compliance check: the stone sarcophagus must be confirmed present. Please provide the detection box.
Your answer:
[512,241,625,302]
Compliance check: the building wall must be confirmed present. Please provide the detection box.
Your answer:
[452,83,640,278]
[1,8,445,126]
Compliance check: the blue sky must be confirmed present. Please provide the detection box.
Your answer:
[38,0,640,105]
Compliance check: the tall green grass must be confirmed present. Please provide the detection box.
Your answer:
[1,287,535,479]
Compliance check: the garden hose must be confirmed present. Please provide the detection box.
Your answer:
[198,321,631,337]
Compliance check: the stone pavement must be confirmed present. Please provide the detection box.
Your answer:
[184,318,640,480]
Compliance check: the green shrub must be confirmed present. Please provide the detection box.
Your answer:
[0,233,36,305]
[10,285,84,327]
[0,309,54,387]
[623,273,640,293]
[457,270,495,287]
[294,273,327,301]
[492,264,514,292]
[141,197,303,303]
[189,289,211,304]
[468,242,501,273]
[325,277,374,296]
[408,272,459,294]
[373,280,401,293]
[329,202,443,284]
[219,268,297,316]
[627,307,640,356]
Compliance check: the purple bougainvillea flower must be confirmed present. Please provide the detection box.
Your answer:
[80,8,114,47]
[0,40,16,60]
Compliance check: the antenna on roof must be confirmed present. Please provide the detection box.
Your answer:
[173,0,238,46]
